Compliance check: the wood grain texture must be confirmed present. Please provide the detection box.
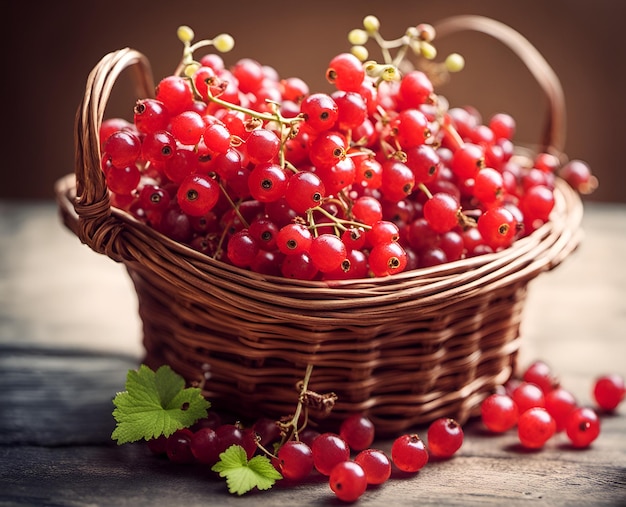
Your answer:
[0,201,625,506]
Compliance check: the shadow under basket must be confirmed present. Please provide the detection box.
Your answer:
[56,173,582,436]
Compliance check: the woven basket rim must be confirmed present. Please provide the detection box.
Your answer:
[56,173,583,309]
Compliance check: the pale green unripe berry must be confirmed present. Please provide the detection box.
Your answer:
[405,26,419,39]
[184,63,200,78]
[445,53,465,72]
[420,41,437,60]
[380,65,400,82]
[363,15,380,34]
[365,61,400,82]
[177,25,195,44]
[350,45,369,62]
[348,28,369,45]
[213,33,235,53]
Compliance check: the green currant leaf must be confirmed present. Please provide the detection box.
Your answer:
[111,364,210,445]
[211,445,283,495]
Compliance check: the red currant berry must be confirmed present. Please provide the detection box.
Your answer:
[106,164,141,196]
[352,195,383,226]
[280,76,310,102]
[276,440,314,481]
[133,98,170,135]
[232,57,265,93]
[427,417,464,458]
[248,163,288,203]
[155,75,194,116]
[521,184,555,223]
[544,386,578,432]
[210,148,244,182]
[280,252,318,280]
[367,220,400,247]
[203,122,232,155]
[593,374,626,411]
[481,393,519,433]
[326,53,365,92]
[176,174,220,217]
[394,108,430,148]
[226,229,259,268]
[559,159,597,194]
[474,167,505,204]
[517,407,556,449]
[142,130,177,164]
[248,217,279,251]
[300,93,338,132]
[276,223,313,255]
[285,171,325,214]
[147,435,168,455]
[339,413,375,451]
[138,184,171,215]
[170,110,205,146]
[329,461,367,503]
[354,449,392,485]
[477,206,518,249]
[423,192,460,233]
[565,407,600,448]
[405,144,440,184]
[156,205,192,243]
[391,434,429,473]
[438,230,464,262]
[315,157,356,194]
[190,427,220,465]
[353,156,383,189]
[381,159,415,202]
[368,241,407,277]
[332,90,367,130]
[398,70,434,107]
[103,130,142,168]
[450,143,485,180]
[166,429,195,464]
[309,234,347,273]
[309,131,347,168]
[512,382,546,415]
[311,433,350,476]
[163,147,198,184]
[522,360,559,393]
[489,112,516,140]
[246,128,281,164]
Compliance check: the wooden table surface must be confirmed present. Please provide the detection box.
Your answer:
[1,199,625,506]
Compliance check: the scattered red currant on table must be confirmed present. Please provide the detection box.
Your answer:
[479,360,621,450]
[593,374,626,412]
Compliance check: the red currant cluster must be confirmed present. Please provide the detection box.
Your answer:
[480,361,625,449]
[146,411,463,502]
[98,19,595,281]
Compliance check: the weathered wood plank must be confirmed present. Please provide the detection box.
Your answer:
[0,332,624,505]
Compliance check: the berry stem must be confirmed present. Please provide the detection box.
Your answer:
[417,182,433,199]
[440,121,465,152]
[205,87,303,129]
[305,205,372,235]
[277,363,315,445]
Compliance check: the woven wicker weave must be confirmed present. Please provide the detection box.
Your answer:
[56,16,584,435]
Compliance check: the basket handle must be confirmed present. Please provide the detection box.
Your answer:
[72,48,155,258]
[432,15,566,155]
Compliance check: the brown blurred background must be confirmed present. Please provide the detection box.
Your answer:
[4,0,625,202]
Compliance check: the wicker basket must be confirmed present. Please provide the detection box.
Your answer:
[56,16,584,436]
